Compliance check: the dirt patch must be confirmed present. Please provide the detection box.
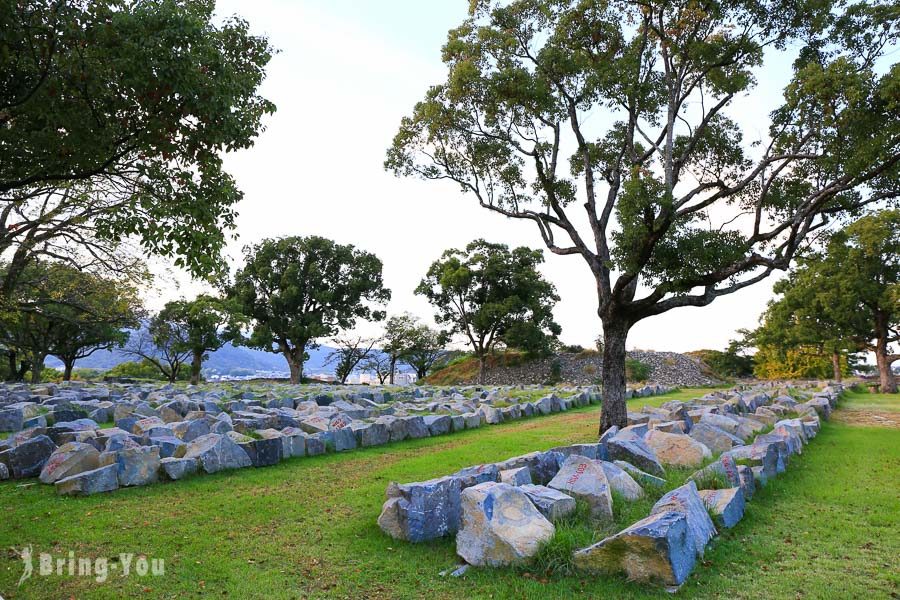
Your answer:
[832,409,900,428]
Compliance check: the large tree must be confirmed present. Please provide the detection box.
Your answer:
[0,261,143,382]
[0,0,275,293]
[764,210,899,392]
[387,0,900,431]
[155,295,245,385]
[230,236,391,384]
[416,239,560,383]
[747,267,864,382]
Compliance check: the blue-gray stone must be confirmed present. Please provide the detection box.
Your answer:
[454,464,500,488]
[116,446,160,486]
[0,434,57,479]
[382,475,462,542]
[573,511,696,586]
[184,433,252,474]
[305,434,327,456]
[608,436,664,476]
[520,484,576,521]
[23,415,47,430]
[651,481,716,557]
[115,416,140,433]
[240,437,282,467]
[423,415,452,436]
[613,460,666,488]
[0,408,24,432]
[403,416,430,439]
[160,457,199,480]
[597,425,619,461]
[55,464,119,496]
[150,436,187,459]
[698,487,745,529]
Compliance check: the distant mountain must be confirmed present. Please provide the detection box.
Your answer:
[44,342,338,376]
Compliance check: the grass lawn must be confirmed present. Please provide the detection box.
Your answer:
[1,389,897,599]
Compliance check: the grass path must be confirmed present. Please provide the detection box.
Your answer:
[1,389,897,599]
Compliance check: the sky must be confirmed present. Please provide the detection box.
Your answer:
[151,0,803,353]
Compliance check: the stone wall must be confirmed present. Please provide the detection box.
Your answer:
[464,350,719,387]
[377,384,841,589]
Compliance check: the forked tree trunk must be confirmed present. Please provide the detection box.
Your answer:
[478,353,486,385]
[190,350,203,385]
[30,353,45,384]
[831,351,842,383]
[599,319,629,435]
[874,312,898,394]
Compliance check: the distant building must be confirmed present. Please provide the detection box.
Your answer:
[346,371,418,385]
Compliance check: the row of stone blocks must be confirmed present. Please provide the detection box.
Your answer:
[0,385,684,494]
[377,386,840,588]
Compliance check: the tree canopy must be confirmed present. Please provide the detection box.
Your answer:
[416,239,560,383]
[388,0,900,430]
[155,295,246,385]
[0,0,275,292]
[230,236,391,383]
[745,211,898,388]
[0,261,143,382]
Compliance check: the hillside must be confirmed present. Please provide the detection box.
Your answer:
[44,343,337,377]
[425,349,720,387]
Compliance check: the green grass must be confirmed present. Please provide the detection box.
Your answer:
[1,391,897,599]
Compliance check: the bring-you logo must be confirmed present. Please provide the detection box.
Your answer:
[16,546,165,587]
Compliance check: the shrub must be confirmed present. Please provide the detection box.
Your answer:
[625,358,651,382]
[544,358,563,385]
[105,360,191,381]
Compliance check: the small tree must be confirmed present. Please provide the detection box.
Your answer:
[381,314,420,384]
[155,295,246,385]
[326,335,379,384]
[230,236,391,383]
[387,0,900,431]
[361,353,394,384]
[402,324,450,380]
[416,240,560,383]
[124,319,191,383]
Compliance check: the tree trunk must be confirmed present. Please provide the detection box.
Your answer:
[599,319,630,435]
[874,311,898,394]
[477,353,486,385]
[30,353,45,384]
[389,356,397,385]
[16,358,29,382]
[831,351,842,383]
[6,350,16,382]
[190,349,203,385]
[63,359,75,382]
[284,344,305,384]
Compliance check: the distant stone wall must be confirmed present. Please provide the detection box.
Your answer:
[465,350,719,388]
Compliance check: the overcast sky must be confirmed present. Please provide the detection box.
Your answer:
[152,0,805,352]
